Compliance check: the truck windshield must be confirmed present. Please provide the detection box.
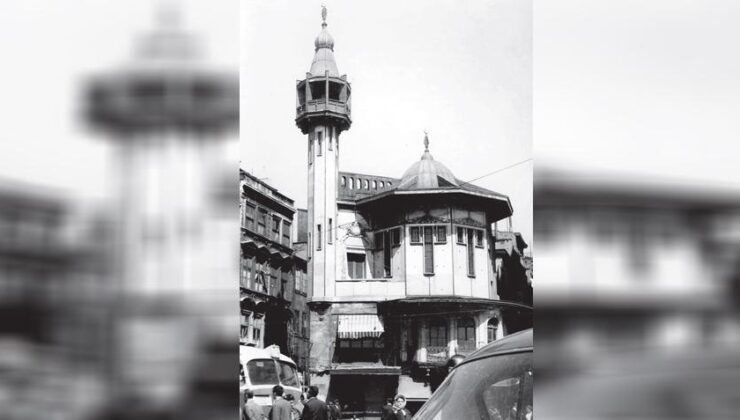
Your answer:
[278,361,299,387]
[246,359,279,385]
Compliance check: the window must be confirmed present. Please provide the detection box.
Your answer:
[349,178,354,190]
[257,208,267,235]
[302,312,308,337]
[328,127,333,151]
[383,231,392,277]
[487,318,499,343]
[244,202,255,230]
[246,359,279,385]
[341,176,346,186]
[347,253,366,279]
[328,218,333,244]
[271,266,279,296]
[308,133,313,165]
[317,131,323,156]
[372,180,377,189]
[457,317,476,349]
[429,318,447,347]
[294,310,300,334]
[435,226,447,243]
[423,226,434,275]
[272,215,281,241]
[281,269,291,300]
[456,227,465,244]
[316,224,322,251]
[282,221,291,246]
[410,226,421,244]
[391,228,401,246]
[240,256,252,289]
[379,181,385,188]
[467,229,475,277]
[476,230,484,247]
[363,179,369,189]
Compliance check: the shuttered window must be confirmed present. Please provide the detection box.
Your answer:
[423,226,434,275]
[383,231,392,277]
[410,226,421,244]
[467,228,475,277]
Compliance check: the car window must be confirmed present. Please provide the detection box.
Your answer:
[413,352,533,420]
[246,359,279,385]
[278,361,299,387]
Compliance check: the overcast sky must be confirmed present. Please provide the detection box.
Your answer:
[0,0,238,200]
[3,1,740,253]
[241,0,534,248]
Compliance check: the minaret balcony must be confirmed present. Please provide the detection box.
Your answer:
[295,98,352,133]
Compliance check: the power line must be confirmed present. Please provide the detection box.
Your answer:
[457,158,533,188]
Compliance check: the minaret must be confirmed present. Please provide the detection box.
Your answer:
[296,6,352,298]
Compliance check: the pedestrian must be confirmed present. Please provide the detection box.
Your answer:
[245,390,266,420]
[268,385,293,420]
[285,394,301,420]
[392,394,412,420]
[381,397,395,420]
[301,385,329,420]
[329,399,341,420]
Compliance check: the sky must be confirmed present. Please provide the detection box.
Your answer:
[535,0,740,189]
[0,0,239,201]
[3,1,740,254]
[241,0,534,249]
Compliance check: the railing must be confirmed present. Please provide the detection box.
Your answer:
[296,99,350,116]
[456,342,478,356]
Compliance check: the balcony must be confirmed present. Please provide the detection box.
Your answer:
[295,98,351,133]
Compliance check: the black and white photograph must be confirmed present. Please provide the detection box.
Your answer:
[240,1,532,418]
[1,0,740,419]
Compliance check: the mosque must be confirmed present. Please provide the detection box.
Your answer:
[295,7,532,415]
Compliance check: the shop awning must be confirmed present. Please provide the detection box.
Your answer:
[337,314,384,339]
[330,362,401,376]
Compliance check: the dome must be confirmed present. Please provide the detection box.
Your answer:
[309,8,339,77]
[398,134,459,190]
[314,24,334,51]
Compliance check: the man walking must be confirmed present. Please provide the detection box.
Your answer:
[269,385,293,420]
[301,385,329,420]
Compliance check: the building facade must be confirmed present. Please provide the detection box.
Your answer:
[239,170,311,371]
[535,169,740,373]
[294,9,532,415]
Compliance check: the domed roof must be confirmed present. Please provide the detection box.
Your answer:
[309,8,339,77]
[398,133,459,190]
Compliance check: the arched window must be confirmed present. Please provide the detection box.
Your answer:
[428,318,447,348]
[372,180,377,189]
[349,178,354,190]
[387,181,392,187]
[487,317,499,343]
[379,181,385,188]
[457,317,476,351]
[363,179,369,189]
[341,176,346,187]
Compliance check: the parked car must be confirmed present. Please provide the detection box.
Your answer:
[413,329,533,420]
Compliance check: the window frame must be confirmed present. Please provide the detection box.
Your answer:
[347,252,366,279]
[456,226,465,244]
[423,226,435,275]
[475,229,484,248]
[410,226,421,244]
[467,228,475,277]
[435,225,447,244]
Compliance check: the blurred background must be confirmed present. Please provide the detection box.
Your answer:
[534,0,740,418]
[2,0,740,419]
[0,1,238,419]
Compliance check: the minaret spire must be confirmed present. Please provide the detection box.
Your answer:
[424,130,430,152]
[321,4,328,27]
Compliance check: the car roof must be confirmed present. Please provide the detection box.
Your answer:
[459,328,532,366]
